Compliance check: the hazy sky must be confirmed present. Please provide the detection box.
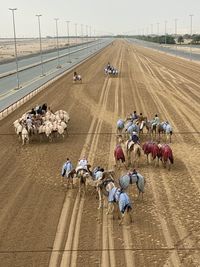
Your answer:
[0,0,200,37]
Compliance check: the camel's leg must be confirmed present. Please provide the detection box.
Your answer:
[83,180,87,196]
[168,160,171,171]
[103,195,108,209]
[123,161,127,170]
[170,133,172,143]
[146,154,149,164]
[154,157,159,167]
[136,155,140,168]
[79,179,82,193]
[119,213,124,225]
[154,158,157,167]
[106,202,114,215]
[138,191,144,201]
[70,181,73,189]
[128,210,133,223]
[97,188,102,209]
[115,160,118,170]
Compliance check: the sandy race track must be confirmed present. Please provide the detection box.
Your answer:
[0,40,200,267]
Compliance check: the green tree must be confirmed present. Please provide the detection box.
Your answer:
[192,35,200,44]
[178,36,184,44]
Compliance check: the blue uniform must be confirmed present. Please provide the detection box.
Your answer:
[94,170,103,180]
[131,134,139,143]
[62,161,73,178]
[117,119,124,129]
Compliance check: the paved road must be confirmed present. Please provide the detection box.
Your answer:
[0,41,98,77]
[127,38,200,62]
[0,38,113,112]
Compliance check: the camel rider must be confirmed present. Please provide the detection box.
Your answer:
[126,113,133,122]
[61,158,73,178]
[73,71,78,80]
[131,131,140,144]
[136,113,145,130]
[132,168,137,174]
[30,107,36,116]
[117,119,124,130]
[165,121,173,134]
[78,156,89,170]
[42,103,47,113]
[132,111,138,121]
[92,167,105,181]
[137,113,144,123]
[152,114,160,127]
[26,116,32,126]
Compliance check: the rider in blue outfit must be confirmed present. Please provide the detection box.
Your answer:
[131,131,140,144]
[92,166,104,180]
[61,158,73,177]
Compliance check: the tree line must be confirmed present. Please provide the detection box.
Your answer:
[115,34,200,45]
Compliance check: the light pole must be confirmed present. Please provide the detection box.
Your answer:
[151,24,153,36]
[174,18,178,56]
[89,25,92,52]
[94,29,97,50]
[86,25,89,54]
[164,20,167,45]
[9,8,20,89]
[66,20,71,63]
[81,24,84,44]
[54,18,61,68]
[98,31,101,50]
[157,22,160,44]
[146,27,149,36]
[74,23,78,45]
[36,14,45,76]
[189,14,194,61]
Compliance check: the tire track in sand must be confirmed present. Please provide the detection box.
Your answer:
[117,45,136,267]
[127,48,182,266]
[49,75,111,266]
[49,42,124,266]
[135,50,200,266]
[100,41,135,267]
[99,43,124,267]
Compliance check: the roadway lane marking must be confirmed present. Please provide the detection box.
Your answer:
[0,88,18,99]
[0,42,101,79]
[0,68,59,100]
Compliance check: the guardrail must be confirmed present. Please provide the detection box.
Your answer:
[0,41,112,121]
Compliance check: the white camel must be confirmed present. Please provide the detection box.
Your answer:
[21,127,29,145]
